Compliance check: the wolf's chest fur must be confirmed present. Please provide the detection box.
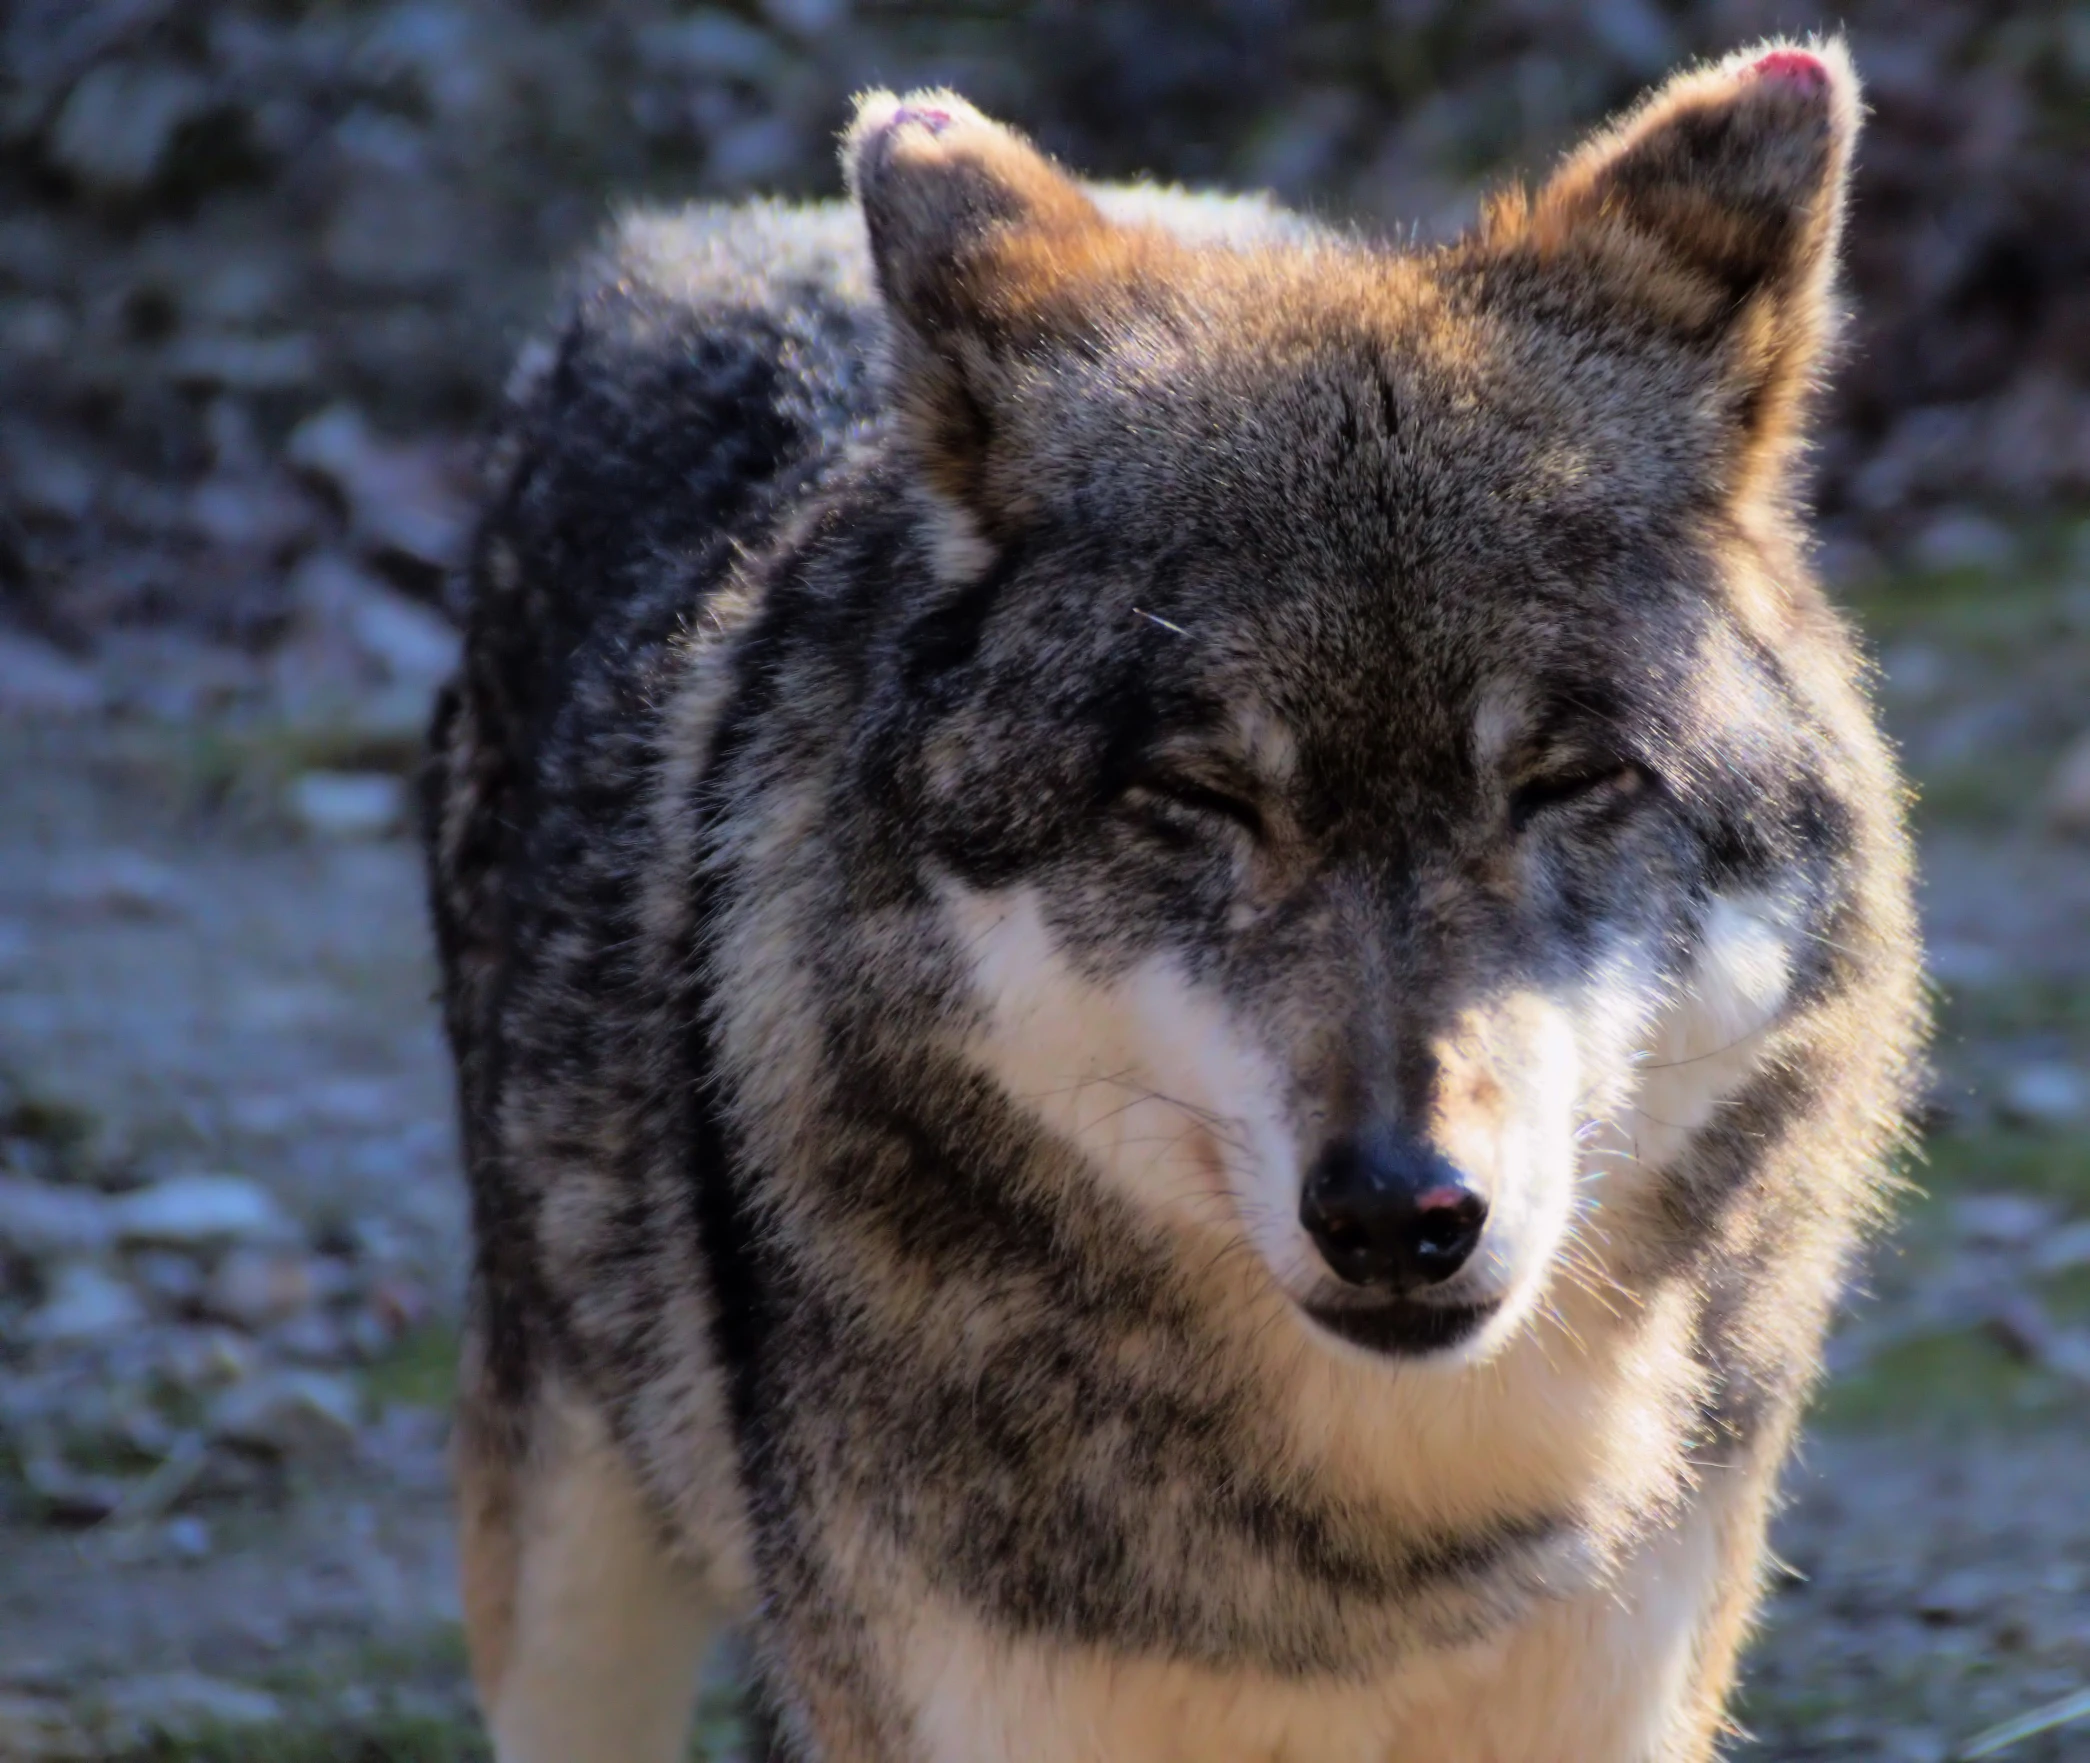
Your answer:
[428,42,1922,1763]
[895,1481,1726,1762]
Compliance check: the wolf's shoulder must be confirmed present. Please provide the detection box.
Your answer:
[425,202,890,1050]
[549,198,883,433]
[478,200,882,612]
[439,203,885,825]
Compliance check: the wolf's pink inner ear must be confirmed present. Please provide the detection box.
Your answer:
[890,104,954,136]
[1749,49,1830,91]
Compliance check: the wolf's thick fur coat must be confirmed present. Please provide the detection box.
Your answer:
[425,40,1923,1762]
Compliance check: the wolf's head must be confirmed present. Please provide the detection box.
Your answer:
[751,47,1906,1373]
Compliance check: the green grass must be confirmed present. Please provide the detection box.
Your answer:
[1848,567,2061,650]
[1,1087,103,1154]
[246,1633,473,1707]
[103,1679,753,1763]
[1813,1327,2056,1431]
[1840,532,2090,859]
[1810,1113,2090,1430]
[1914,1126,2090,1207]
[116,1716,490,1763]
[87,715,425,832]
[1841,519,2090,646]
[1936,973,2090,1049]
[361,1324,459,1414]
[94,1635,488,1762]
[113,1707,757,1763]
[100,1625,758,1760]
[1908,756,2029,833]
[0,1064,116,1183]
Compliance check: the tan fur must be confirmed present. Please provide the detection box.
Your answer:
[471,1379,722,1763]
[453,1345,519,1708]
[891,1474,1741,1763]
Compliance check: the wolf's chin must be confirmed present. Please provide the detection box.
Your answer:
[1300,1296,1501,1358]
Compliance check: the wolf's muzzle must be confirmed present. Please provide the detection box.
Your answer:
[1299,1125,1487,1294]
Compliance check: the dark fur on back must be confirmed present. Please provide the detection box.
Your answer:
[427,51,1922,1762]
[424,203,878,1420]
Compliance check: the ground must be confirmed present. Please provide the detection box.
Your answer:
[0,533,2086,1760]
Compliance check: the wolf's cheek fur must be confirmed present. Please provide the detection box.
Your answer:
[1583,890,1802,1200]
[943,882,1304,1267]
[1643,892,1798,1152]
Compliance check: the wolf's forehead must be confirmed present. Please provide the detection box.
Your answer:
[1185,608,1677,781]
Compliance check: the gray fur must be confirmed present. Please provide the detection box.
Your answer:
[427,47,1923,1762]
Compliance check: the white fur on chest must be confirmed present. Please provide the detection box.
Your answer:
[895,1481,1725,1763]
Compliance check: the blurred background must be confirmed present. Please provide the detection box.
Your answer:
[0,2,2086,1758]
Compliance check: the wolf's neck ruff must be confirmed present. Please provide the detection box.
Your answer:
[430,38,1922,1763]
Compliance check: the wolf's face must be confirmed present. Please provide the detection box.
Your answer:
[836,57,1866,1363]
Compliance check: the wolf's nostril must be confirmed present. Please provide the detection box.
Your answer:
[1319,1218,1369,1258]
[1300,1128,1487,1293]
[1412,1190,1487,1266]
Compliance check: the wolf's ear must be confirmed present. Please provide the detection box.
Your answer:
[845,90,1157,541]
[1506,41,1861,497]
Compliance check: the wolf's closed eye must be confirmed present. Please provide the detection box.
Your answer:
[1508,762,1650,833]
[1122,772,1266,842]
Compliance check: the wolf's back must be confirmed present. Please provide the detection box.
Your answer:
[428,202,879,964]
[456,200,880,754]
[420,202,880,1402]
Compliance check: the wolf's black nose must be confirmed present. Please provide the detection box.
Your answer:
[1300,1127,1487,1292]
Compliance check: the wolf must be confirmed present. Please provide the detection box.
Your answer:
[423,38,1922,1763]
